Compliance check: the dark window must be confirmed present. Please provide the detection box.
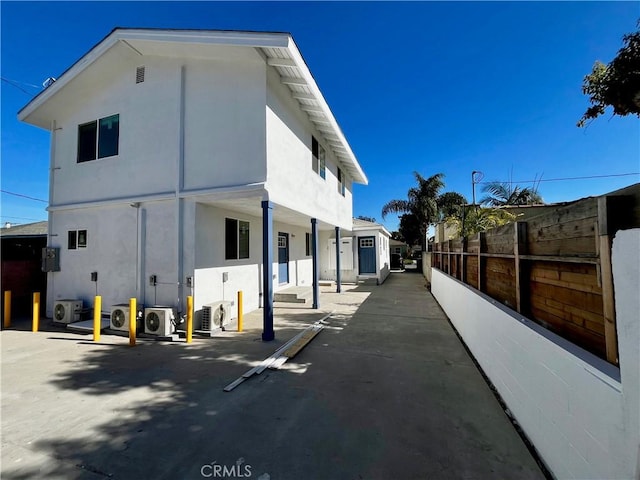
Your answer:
[312,137,319,173]
[338,168,345,196]
[225,218,238,260]
[77,230,87,248]
[239,221,250,259]
[319,144,326,179]
[77,122,97,163]
[225,218,250,260]
[68,231,77,250]
[305,232,312,256]
[77,114,119,162]
[98,115,119,158]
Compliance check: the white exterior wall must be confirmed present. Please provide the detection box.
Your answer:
[37,40,364,319]
[265,68,353,230]
[48,50,181,206]
[319,231,357,283]
[430,228,640,480]
[183,50,266,191]
[193,204,314,318]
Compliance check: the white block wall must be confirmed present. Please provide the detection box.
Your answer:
[431,228,640,480]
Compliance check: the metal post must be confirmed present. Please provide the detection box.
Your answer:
[3,290,11,329]
[262,201,274,341]
[237,291,243,332]
[129,297,136,346]
[93,296,102,342]
[186,295,193,343]
[312,218,319,309]
[32,292,40,332]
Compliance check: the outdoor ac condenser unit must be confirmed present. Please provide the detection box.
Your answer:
[110,304,142,332]
[201,301,232,331]
[144,307,175,336]
[53,299,83,324]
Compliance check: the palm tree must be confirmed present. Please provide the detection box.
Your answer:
[437,191,468,220]
[381,172,445,250]
[479,181,543,206]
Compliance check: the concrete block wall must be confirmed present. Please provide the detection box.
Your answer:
[430,228,639,480]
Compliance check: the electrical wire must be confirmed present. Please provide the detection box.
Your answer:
[0,189,48,203]
[1,77,40,95]
[477,172,639,185]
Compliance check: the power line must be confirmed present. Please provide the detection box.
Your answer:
[477,172,639,185]
[1,77,39,96]
[0,189,48,203]
[1,215,44,222]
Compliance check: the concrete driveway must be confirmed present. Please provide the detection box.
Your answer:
[1,272,545,479]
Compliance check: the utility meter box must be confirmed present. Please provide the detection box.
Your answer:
[42,247,60,272]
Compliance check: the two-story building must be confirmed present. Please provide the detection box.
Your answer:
[18,28,368,340]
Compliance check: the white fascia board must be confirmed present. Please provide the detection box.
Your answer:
[284,37,368,185]
[118,29,290,49]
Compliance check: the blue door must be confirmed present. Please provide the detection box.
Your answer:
[278,232,289,284]
[358,236,376,274]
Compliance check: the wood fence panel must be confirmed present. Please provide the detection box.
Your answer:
[466,256,479,289]
[484,257,517,309]
[428,184,638,366]
[484,224,515,255]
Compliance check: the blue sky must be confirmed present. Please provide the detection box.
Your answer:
[1,1,639,232]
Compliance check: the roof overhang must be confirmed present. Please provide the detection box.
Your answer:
[18,28,367,185]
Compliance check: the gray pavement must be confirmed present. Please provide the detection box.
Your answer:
[1,272,545,480]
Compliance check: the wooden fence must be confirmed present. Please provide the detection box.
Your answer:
[431,184,640,366]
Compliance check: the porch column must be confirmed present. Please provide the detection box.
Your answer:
[262,201,274,341]
[335,226,341,293]
[312,218,319,309]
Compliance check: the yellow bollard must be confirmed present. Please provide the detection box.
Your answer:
[237,291,243,332]
[32,292,40,332]
[3,290,11,329]
[186,295,193,344]
[129,297,136,346]
[93,296,102,342]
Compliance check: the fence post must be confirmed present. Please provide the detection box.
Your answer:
[597,196,619,365]
[32,292,40,332]
[477,232,485,293]
[461,237,467,284]
[447,240,452,275]
[514,222,528,314]
[3,290,11,329]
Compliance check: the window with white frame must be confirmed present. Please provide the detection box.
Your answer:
[68,229,87,250]
[77,114,119,163]
[312,136,326,179]
[225,218,250,260]
[305,232,312,256]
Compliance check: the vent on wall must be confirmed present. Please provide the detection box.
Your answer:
[136,66,145,84]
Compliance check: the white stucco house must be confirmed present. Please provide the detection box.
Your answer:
[18,28,374,339]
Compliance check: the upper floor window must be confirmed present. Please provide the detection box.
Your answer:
[77,114,119,163]
[312,137,326,180]
[337,168,346,196]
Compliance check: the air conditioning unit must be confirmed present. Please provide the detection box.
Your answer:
[144,307,175,336]
[202,301,232,331]
[110,304,142,332]
[53,299,83,324]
